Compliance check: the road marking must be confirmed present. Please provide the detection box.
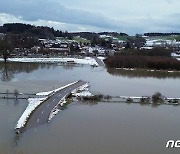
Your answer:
[42,111,44,114]
[47,104,49,107]
[37,119,39,123]
[59,94,61,96]
[53,99,56,101]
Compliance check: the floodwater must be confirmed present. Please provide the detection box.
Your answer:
[0,62,180,154]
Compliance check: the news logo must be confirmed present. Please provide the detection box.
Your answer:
[166,140,180,148]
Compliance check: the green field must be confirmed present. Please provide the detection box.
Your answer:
[56,37,69,41]
[147,35,180,41]
[117,35,129,41]
[73,37,91,43]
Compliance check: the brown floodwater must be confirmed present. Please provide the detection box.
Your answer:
[0,62,180,154]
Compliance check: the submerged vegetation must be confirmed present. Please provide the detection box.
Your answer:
[107,68,180,79]
[152,92,164,104]
[104,55,180,70]
[140,97,151,104]
[78,92,180,106]
[80,94,104,101]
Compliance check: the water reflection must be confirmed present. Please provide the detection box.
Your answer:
[1,63,14,81]
[0,63,41,82]
[0,62,80,82]
[78,100,168,109]
[1,62,180,82]
[107,68,180,79]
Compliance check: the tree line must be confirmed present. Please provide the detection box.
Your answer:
[116,47,172,57]
[144,33,180,36]
[104,55,180,70]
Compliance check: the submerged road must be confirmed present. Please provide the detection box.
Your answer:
[25,80,87,130]
[94,57,105,67]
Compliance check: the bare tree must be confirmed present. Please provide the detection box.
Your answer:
[14,89,19,100]
[0,39,12,63]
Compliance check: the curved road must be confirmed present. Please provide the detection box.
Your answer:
[24,80,87,130]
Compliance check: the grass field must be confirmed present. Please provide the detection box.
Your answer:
[73,36,91,43]
[147,35,180,41]
[117,35,129,41]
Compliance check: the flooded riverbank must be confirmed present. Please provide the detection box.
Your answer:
[0,62,180,154]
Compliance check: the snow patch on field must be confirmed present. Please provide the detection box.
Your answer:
[119,96,146,99]
[74,91,93,97]
[166,97,180,100]
[172,53,180,57]
[16,97,47,129]
[36,81,78,96]
[116,68,180,73]
[71,83,89,94]
[48,108,61,122]
[97,56,106,60]
[0,57,98,66]
[116,68,135,71]
[48,95,67,122]
[71,82,93,97]
[48,83,92,122]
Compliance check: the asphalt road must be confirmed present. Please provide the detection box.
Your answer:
[25,80,87,130]
[94,57,105,67]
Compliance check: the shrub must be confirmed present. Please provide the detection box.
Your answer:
[82,94,103,101]
[140,97,150,104]
[152,92,164,104]
[172,99,179,105]
[126,98,133,103]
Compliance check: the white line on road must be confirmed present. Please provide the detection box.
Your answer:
[53,99,56,101]
[37,119,39,123]
[59,94,61,96]
[42,111,44,114]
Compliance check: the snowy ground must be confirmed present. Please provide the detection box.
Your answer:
[116,68,180,73]
[145,39,178,46]
[48,83,93,122]
[74,90,93,97]
[16,81,79,129]
[116,68,135,71]
[97,56,106,60]
[16,97,48,129]
[71,83,89,95]
[172,53,180,57]
[15,81,93,129]
[48,95,67,122]
[36,81,78,96]
[0,57,98,66]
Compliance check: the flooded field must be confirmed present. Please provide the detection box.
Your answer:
[0,62,180,154]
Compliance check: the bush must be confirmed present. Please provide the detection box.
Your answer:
[152,92,164,104]
[126,98,133,103]
[140,97,150,104]
[82,94,103,101]
[104,95,112,100]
